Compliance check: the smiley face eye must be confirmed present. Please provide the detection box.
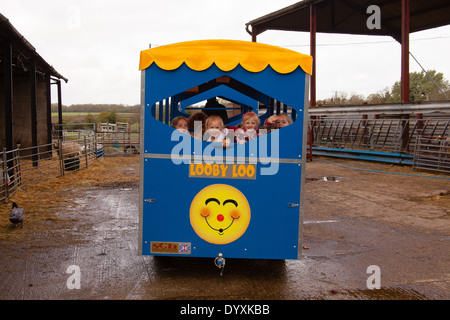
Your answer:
[223,199,238,207]
[205,198,220,206]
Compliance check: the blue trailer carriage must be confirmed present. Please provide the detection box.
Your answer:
[138,40,312,270]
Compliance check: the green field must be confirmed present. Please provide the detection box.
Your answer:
[51,112,135,117]
[52,112,137,121]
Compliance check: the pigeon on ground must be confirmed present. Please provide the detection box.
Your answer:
[10,202,24,228]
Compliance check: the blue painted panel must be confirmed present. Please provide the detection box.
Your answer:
[312,147,415,165]
[141,158,302,259]
[141,61,307,260]
[179,85,259,112]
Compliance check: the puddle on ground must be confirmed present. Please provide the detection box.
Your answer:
[342,287,429,300]
[408,190,450,213]
[304,219,340,224]
[306,176,342,183]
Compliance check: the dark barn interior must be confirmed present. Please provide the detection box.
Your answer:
[0,13,67,154]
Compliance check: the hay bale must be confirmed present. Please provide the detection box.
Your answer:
[0,156,139,242]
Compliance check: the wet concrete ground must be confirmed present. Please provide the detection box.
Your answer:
[0,157,449,300]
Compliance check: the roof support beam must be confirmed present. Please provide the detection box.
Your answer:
[3,40,14,152]
[46,73,53,154]
[246,24,258,42]
[310,4,317,107]
[251,26,257,42]
[30,58,38,167]
[401,0,410,103]
[400,0,410,151]
[55,79,63,140]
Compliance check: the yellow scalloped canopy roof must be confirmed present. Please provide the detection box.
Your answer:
[139,39,312,75]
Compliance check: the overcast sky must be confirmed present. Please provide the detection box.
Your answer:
[2,0,450,106]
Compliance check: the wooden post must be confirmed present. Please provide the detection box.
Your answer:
[46,73,53,158]
[30,59,39,167]
[84,136,89,168]
[58,139,65,176]
[2,148,10,201]
[3,42,13,152]
[57,79,63,140]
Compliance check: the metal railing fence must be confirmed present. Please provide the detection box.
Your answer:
[95,130,140,156]
[52,123,140,157]
[413,136,450,174]
[310,117,450,153]
[1,136,98,203]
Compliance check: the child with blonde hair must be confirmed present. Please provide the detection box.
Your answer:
[235,112,260,144]
[264,113,293,129]
[276,113,293,128]
[204,115,230,147]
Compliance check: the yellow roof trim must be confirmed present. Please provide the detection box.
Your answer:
[139,39,312,75]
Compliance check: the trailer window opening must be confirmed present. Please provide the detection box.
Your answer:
[150,75,297,143]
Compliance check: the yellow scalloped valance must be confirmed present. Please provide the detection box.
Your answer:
[139,39,312,75]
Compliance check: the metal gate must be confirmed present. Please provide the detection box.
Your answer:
[413,136,450,173]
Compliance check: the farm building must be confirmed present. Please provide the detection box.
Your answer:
[246,0,450,172]
[0,13,67,154]
[245,0,450,107]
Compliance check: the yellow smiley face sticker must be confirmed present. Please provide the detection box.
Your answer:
[190,184,251,245]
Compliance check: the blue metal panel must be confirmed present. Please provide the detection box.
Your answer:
[312,147,415,165]
[140,61,307,260]
[141,158,301,259]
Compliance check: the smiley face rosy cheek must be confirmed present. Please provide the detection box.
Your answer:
[200,207,211,217]
[230,210,240,219]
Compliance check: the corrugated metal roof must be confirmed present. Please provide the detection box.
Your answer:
[0,13,68,82]
[246,0,450,41]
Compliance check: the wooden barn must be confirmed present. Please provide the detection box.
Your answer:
[0,13,67,154]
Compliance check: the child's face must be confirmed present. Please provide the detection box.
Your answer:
[243,118,258,131]
[207,120,223,131]
[175,120,188,131]
[277,116,291,128]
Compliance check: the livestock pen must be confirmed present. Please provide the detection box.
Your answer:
[1,136,98,204]
[0,155,139,242]
[53,123,140,157]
